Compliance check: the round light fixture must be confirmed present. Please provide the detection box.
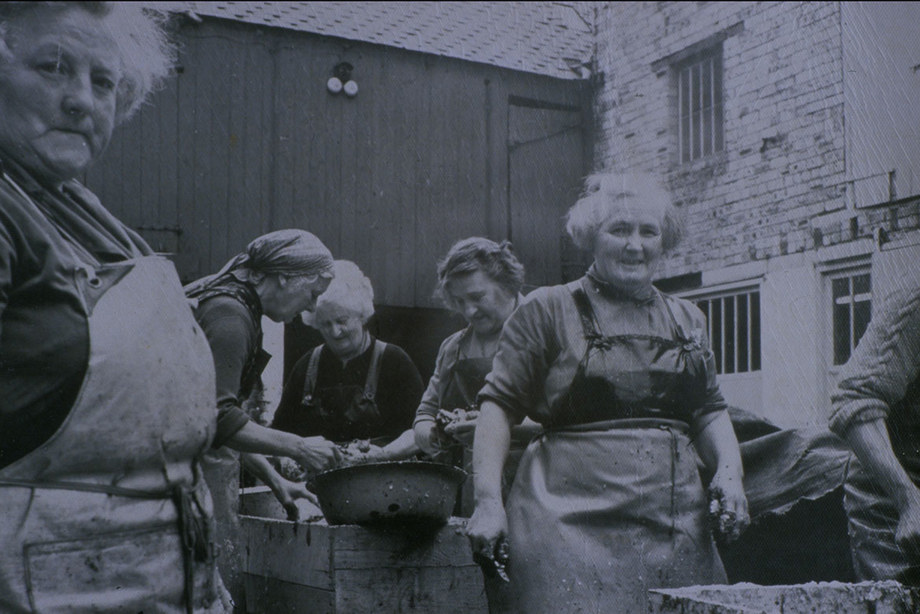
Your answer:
[327,77,343,94]
[343,80,359,97]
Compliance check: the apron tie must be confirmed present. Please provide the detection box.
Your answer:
[660,424,680,537]
[172,484,212,614]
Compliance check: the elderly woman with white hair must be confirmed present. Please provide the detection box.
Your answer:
[466,173,749,612]
[0,3,228,611]
[272,260,424,462]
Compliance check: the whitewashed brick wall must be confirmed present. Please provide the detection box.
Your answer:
[594,2,848,279]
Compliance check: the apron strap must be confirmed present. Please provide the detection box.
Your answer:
[0,476,170,498]
[302,345,325,404]
[656,290,690,341]
[363,340,387,401]
[570,286,601,340]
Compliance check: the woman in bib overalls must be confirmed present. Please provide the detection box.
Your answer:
[467,173,749,613]
[272,261,424,464]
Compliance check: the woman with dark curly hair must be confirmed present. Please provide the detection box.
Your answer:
[413,237,529,458]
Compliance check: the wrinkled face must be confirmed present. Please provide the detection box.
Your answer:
[446,269,517,337]
[593,202,664,291]
[263,274,331,323]
[0,8,121,183]
[314,302,366,359]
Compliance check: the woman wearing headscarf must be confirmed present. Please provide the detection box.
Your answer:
[466,173,748,613]
[272,260,424,463]
[185,229,343,603]
[0,3,228,611]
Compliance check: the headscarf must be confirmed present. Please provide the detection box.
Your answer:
[185,229,334,298]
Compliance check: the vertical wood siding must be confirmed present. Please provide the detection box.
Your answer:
[87,18,589,307]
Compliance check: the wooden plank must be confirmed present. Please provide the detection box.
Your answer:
[175,29,207,280]
[244,574,335,614]
[241,516,334,590]
[200,33,232,268]
[331,520,476,570]
[226,34,270,249]
[334,566,488,614]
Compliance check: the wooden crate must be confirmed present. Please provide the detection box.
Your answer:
[241,515,488,613]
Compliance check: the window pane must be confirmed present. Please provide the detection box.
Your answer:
[853,274,870,295]
[853,299,871,352]
[751,292,761,371]
[832,277,848,301]
[724,296,735,374]
[702,59,713,156]
[713,53,723,153]
[737,294,749,372]
[711,298,723,373]
[691,290,760,374]
[698,299,710,322]
[833,302,851,365]
[680,69,691,163]
[691,63,702,159]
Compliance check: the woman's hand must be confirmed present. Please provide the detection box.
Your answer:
[466,498,509,560]
[895,489,920,557]
[707,468,749,543]
[414,420,442,456]
[292,436,342,473]
[443,419,477,446]
[269,477,320,521]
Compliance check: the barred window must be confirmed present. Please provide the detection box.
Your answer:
[693,289,761,375]
[829,271,872,365]
[677,48,724,163]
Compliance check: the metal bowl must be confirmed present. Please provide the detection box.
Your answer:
[310,460,467,526]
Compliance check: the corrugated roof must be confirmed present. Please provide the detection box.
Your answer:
[157,1,594,79]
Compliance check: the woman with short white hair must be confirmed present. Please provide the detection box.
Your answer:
[0,3,226,611]
[467,172,748,612]
[272,260,424,462]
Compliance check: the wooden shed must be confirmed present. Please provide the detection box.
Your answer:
[87,1,594,373]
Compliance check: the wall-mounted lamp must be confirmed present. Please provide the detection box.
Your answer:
[327,62,358,98]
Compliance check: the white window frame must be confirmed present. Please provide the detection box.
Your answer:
[677,281,762,375]
[676,46,724,164]
[822,265,872,369]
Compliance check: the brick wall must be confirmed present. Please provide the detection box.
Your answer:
[595,2,852,279]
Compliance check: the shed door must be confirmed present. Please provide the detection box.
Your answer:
[508,101,586,287]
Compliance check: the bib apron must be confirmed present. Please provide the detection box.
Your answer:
[0,227,226,612]
[505,284,725,613]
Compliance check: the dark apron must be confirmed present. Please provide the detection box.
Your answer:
[442,345,518,613]
[505,284,725,613]
[301,340,389,444]
[438,348,493,462]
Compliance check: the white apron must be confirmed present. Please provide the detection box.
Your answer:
[0,256,228,613]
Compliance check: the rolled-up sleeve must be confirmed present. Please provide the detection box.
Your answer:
[478,291,559,424]
[195,299,255,447]
[830,287,920,437]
